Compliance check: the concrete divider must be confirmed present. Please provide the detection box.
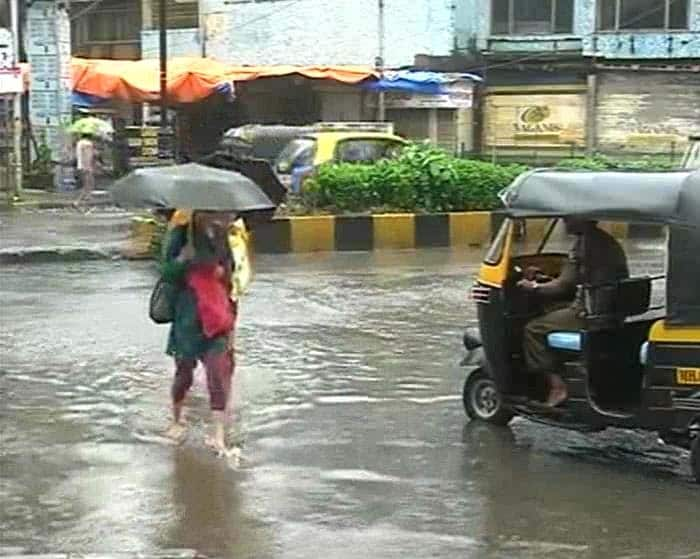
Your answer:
[124,213,664,259]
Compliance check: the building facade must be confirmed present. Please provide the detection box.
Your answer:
[140,0,458,66]
[138,0,476,151]
[457,0,700,158]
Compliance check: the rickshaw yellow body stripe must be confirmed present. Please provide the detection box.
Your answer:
[477,221,513,288]
[649,320,700,343]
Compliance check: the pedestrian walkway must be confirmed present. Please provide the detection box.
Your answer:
[0,208,132,263]
[2,188,113,210]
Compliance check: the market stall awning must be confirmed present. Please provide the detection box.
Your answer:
[20,58,379,104]
[364,70,483,94]
[72,57,237,104]
[70,58,377,104]
[225,65,377,85]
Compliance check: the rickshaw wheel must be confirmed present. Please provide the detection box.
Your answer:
[463,370,513,426]
[691,435,700,484]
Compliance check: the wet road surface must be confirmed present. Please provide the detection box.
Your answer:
[1,246,698,558]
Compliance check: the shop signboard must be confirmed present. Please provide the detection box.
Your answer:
[27,1,72,172]
[383,81,474,110]
[595,72,700,154]
[483,91,586,148]
[0,28,15,70]
[0,69,22,94]
[0,28,22,95]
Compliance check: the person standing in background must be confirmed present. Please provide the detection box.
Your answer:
[75,133,96,205]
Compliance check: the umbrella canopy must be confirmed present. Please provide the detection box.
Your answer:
[68,116,114,139]
[198,151,287,206]
[112,163,276,213]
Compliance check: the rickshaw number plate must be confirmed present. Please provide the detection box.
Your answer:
[676,368,700,385]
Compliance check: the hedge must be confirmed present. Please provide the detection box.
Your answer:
[555,154,676,171]
[301,145,528,214]
[298,147,679,215]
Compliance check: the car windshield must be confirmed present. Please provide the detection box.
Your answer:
[335,139,404,163]
[276,138,316,173]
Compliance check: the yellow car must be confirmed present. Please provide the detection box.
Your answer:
[275,130,407,193]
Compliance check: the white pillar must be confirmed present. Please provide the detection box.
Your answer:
[428,108,439,146]
[10,0,22,198]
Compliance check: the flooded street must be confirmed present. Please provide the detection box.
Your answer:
[1,246,698,558]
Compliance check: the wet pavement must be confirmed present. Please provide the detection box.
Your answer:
[0,209,131,263]
[1,243,698,558]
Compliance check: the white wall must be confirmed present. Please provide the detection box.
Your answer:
[143,0,457,67]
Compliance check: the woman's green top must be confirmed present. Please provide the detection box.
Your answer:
[161,225,228,360]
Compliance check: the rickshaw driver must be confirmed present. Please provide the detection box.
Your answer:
[517,218,629,407]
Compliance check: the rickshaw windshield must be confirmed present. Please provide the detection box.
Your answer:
[484,218,562,265]
[484,220,509,265]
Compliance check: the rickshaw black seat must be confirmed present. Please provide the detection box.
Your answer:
[546,278,654,354]
[584,277,653,323]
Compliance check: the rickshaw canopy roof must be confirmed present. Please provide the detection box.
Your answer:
[500,169,700,226]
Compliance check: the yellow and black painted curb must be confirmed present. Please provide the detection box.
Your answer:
[125,213,665,258]
[252,213,495,254]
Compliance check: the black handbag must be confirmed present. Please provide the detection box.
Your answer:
[149,278,176,324]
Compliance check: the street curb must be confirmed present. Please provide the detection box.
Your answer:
[0,246,118,264]
[124,213,665,258]
[125,212,496,258]
[1,201,115,211]
[0,553,202,558]
[0,191,113,212]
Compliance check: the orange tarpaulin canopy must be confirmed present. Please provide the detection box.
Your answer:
[69,57,377,103]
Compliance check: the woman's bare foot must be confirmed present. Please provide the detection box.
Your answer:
[165,421,187,444]
[205,410,241,460]
[546,374,568,407]
[204,434,228,456]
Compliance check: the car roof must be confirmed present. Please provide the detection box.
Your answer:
[304,132,407,142]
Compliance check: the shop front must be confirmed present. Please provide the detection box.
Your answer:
[377,79,476,154]
[482,85,587,160]
[594,71,700,156]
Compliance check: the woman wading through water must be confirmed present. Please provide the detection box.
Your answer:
[160,210,240,455]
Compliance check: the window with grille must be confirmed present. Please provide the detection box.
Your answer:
[144,0,199,30]
[598,0,689,31]
[72,0,141,44]
[491,0,575,35]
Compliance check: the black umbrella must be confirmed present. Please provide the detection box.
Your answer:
[198,151,288,206]
[112,162,276,212]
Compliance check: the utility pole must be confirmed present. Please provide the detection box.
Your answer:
[10,0,22,199]
[158,0,171,160]
[376,0,386,122]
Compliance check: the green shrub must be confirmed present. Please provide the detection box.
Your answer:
[24,139,54,190]
[303,144,528,214]
[557,154,676,172]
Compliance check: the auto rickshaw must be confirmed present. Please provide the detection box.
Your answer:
[460,168,700,482]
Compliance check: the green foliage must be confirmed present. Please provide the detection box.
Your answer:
[556,154,676,172]
[24,139,54,190]
[303,144,528,214]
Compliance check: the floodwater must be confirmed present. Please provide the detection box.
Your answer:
[0,246,698,558]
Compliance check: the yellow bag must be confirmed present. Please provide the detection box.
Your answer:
[168,211,253,301]
[229,218,252,301]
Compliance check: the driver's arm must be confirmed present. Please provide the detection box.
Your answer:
[535,259,578,300]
